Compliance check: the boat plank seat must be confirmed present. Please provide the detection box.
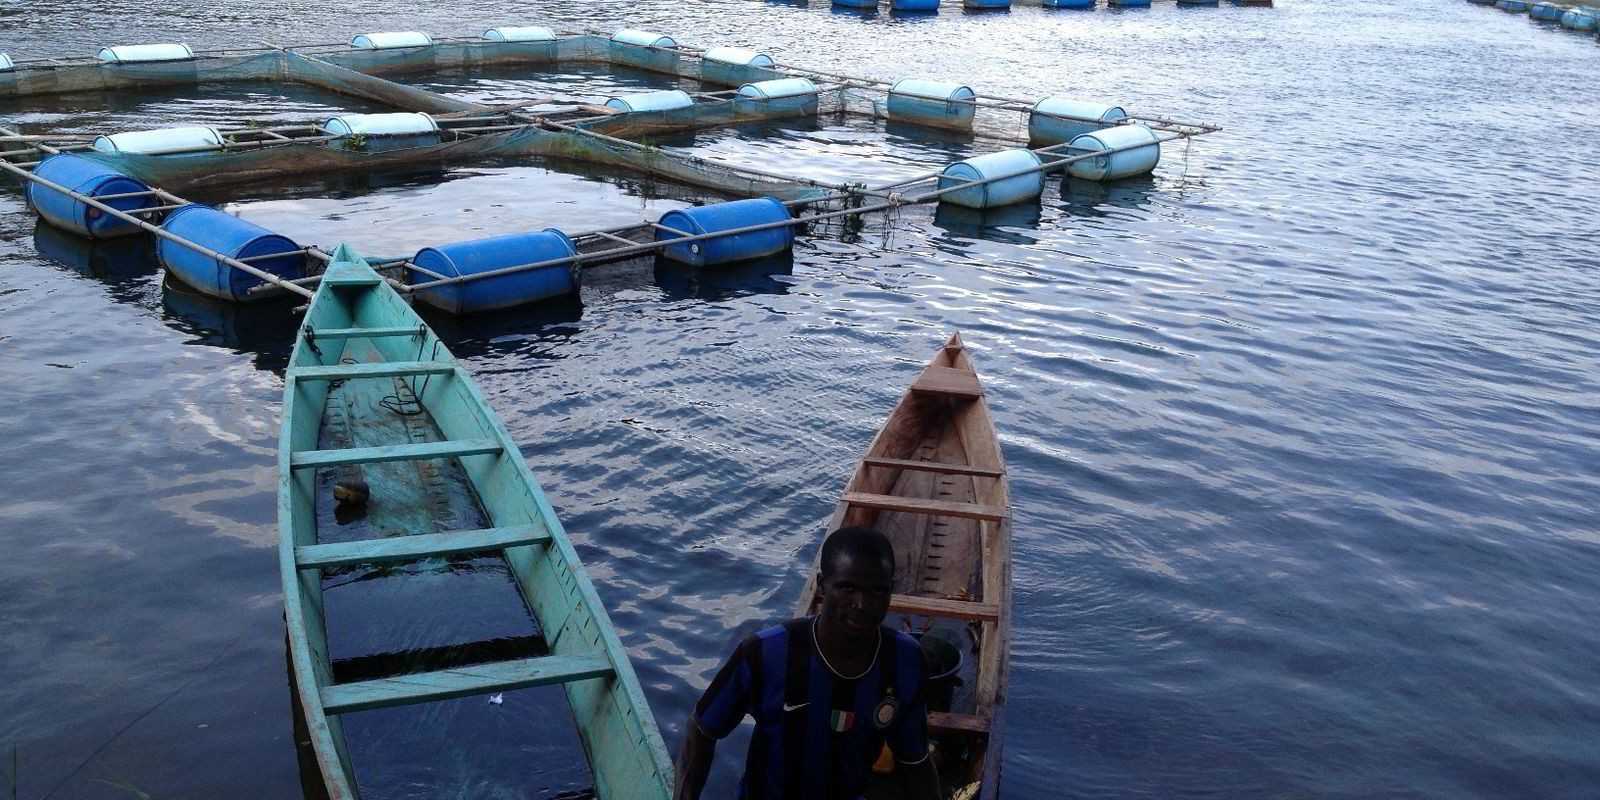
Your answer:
[293,361,456,382]
[910,365,981,399]
[296,523,551,569]
[862,456,1003,479]
[320,651,614,715]
[928,710,990,737]
[890,593,1000,622]
[291,438,503,470]
[308,326,425,340]
[320,273,383,287]
[840,491,1007,522]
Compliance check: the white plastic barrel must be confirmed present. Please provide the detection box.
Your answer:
[736,78,820,116]
[93,125,224,155]
[937,149,1046,209]
[888,79,977,129]
[0,54,13,71]
[324,112,439,135]
[605,89,694,113]
[703,47,776,67]
[350,32,435,49]
[482,26,556,42]
[96,44,195,63]
[1066,124,1161,181]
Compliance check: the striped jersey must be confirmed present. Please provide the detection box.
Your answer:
[694,617,930,800]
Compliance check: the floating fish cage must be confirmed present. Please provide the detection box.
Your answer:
[1,27,1220,313]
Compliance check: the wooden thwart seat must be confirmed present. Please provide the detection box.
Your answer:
[290,438,503,470]
[928,710,990,737]
[307,326,424,340]
[295,523,551,569]
[862,456,1004,479]
[293,361,455,382]
[319,652,614,715]
[890,593,1000,622]
[910,365,981,399]
[840,491,1007,522]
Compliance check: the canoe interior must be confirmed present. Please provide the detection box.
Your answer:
[279,252,671,799]
[798,334,1011,799]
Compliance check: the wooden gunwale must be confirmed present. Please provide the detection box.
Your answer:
[792,332,1011,799]
[277,246,671,799]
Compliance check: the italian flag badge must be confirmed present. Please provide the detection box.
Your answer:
[830,710,855,733]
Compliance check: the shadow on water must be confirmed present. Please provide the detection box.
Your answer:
[932,199,1043,245]
[416,293,586,360]
[653,250,795,301]
[32,220,158,292]
[160,278,301,366]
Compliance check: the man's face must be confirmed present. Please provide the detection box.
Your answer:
[819,551,894,646]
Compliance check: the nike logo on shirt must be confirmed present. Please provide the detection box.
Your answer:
[783,702,809,712]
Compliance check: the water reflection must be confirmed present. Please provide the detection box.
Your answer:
[160,278,301,363]
[932,199,1042,244]
[32,220,157,287]
[1058,174,1157,216]
[653,251,795,301]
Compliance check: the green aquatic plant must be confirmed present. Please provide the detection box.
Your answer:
[346,132,368,151]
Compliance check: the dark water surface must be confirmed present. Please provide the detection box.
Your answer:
[3,0,1599,797]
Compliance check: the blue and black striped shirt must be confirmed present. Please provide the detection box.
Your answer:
[694,617,930,800]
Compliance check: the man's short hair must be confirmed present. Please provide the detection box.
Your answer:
[819,526,896,580]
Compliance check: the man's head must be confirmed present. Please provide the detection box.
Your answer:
[817,527,897,646]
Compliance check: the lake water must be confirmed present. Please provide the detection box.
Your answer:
[2,0,1599,797]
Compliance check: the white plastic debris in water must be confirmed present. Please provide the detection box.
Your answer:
[489,693,504,705]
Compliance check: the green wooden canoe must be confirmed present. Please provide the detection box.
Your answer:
[277,244,672,799]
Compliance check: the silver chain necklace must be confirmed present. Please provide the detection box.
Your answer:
[812,615,880,680]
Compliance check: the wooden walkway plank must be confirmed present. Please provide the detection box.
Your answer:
[296,523,551,569]
[841,491,1007,522]
[290,438,502,470]
[320,652,614,715]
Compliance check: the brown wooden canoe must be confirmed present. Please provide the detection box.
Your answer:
[795,331,1011,799]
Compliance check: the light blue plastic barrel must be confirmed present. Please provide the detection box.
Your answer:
[26,154,157,239]
[351,31,435,49]
[888,79,977,130]
[1043,0,1096,7]
[325,112,441,152]
[701,46,779,87]
[93,125,223,155]
[411,229,579,314]
[96,43,195,63]
[937,149,1045,209]
[655,198,793,267]
[1067,124,1161,181]
[892,0,940,10]
[1029,100,1127,146]
[1561,8,1598,29]
[482,26,556,42]
[157,205,304,302]
[605,89,695,113]
[735,78,820,117]
[610,29,678,73]
[1530,2,1565,19]
[0,54,13,70]
[1496,0,1531,12]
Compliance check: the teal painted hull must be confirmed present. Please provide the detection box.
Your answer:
[277,245,673,799]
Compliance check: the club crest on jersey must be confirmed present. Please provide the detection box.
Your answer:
[830,710,855,732]
[873,695,899,729]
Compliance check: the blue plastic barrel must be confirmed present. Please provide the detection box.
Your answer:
[604,89,695,113]
[735,78,820,117]
[1561,8,1598,29]
[610,29,678,73]
[702,46,780,87]
[892,0,940,10]
[833,0,878,7]
[410,229,579,314]
[1530,2,1565,19]
[1109,0,1152,6]
[888,79,977,130]
[655,198,793,267]
[157,205,304,302]
[1066,124,1162,181]
[1029,99,1127,146]
[1176,0,1219,5]
[1496,0,1531,12]
[937,149,1045,209]
[964,0,1011,8]
[26,154,158,239]
[1043,0,1096,7]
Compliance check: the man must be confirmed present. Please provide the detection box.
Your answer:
[675,527,941,800]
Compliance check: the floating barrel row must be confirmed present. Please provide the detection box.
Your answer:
[833,0,1228,10]
[1472,0,1600,37]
